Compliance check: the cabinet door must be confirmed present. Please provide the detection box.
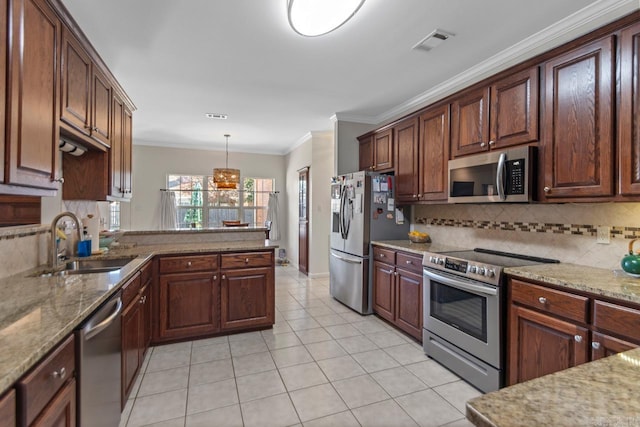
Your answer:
[0,389,15,427]
[372,261,395,322]
[122,106,133,197]
[110,94,124,197]
[619,22,640,195]
[7,0,60,189]
[395,267,422,340]
[91,68,111,147]
[358,135,374,171]
[394,117,419,202]
[508,305,588,385]
[141,283,152,355]
[451,87,490,157]
[60,26,91,136]
[373,129,393,172]
[31,378,75,427]
[591,331,638,361]
[221,267,274,330]
[490,67,539,149]
[121,297,142,405]
[158,272,220,340]
[0,0,7,183]
[542,36,614,199]
[419,105,450,201]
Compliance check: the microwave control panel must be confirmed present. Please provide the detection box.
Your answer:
[506,159,525,194]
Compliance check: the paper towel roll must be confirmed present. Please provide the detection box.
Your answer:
[83,215,100,254]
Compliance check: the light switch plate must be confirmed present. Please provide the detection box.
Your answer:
[596,226,610,244]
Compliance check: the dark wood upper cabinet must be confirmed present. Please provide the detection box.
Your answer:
[541,36,615,199]
[490,67,539,149]
[373,129,394,172]
[394,117,419,202]
[6,0,61,191]
[451,86,490,157]
[60,26,91,137]
[419,104,450,202]
[358,134,374,171]
[619,21,640,196]
[91,68,112,147]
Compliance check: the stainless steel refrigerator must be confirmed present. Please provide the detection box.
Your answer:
[329,171,410,314]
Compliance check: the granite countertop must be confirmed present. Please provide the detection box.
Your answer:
[466,347,640,427]
[505,263,640,305]
[0,239,277,394]
[371,240,464,256]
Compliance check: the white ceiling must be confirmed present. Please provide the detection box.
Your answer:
[62,0,636,155]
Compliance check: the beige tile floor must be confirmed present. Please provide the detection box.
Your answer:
[120,266,481,427]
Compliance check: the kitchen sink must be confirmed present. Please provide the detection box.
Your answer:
[33,257,136,277]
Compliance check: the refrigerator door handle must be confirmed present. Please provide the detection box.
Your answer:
[339,186,346,239]
[330,252,363,264]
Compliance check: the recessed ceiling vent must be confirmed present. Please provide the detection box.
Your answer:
[412,29,454,52]
[205,113,228,120]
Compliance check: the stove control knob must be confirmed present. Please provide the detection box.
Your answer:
[478,267,486,276]
[486,269,496,278]
[469,265,477,274]
[429,256,437,264]
[437,257,445,265]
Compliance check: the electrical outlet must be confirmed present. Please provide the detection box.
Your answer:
[596,226,610,244]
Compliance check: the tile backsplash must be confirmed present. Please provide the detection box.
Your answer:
[412,203,640,270]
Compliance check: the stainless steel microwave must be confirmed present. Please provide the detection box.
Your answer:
[448,146,536,203]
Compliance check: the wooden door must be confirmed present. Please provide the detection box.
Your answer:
[394,117,419,202]
[395,267,422,340]
[0,389,15,427]
[358,134,374,171]
[451,86,490,157]
[490,67,539,149]
[508,305,588,385]
[31,378,75,427]
[591,331,638,361]
[60,26,91,136]
[0,0,7,183]
[372,261,395,322]
[122,106,133,197]
[419,104,450,201]
[619,22,640,195]
[121,297,141,405]
[298,167,309,275]
[91,68,111,146]
[7,0,60,189]
[158,272,219,340]
[542,36,614,199]
[373,129,394,172]
[110,95,124,197]
[221,267,274,330]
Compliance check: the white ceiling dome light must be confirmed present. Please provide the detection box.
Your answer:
[287,0,366,37]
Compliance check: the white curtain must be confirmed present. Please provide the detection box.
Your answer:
[266,192,281,241]
[160,191,178,230]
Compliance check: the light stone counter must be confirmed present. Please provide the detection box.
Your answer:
[466,347,640,427]
[371,240,465,257]
[0,238,277,394]
[505,263,640,305]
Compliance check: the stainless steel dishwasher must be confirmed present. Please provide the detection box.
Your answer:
[76,291,123,427]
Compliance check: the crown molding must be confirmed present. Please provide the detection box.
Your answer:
[332,112,378,124]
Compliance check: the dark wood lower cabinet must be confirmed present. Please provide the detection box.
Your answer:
[591,331,637,360]
[372,261,394,323]
[158,272,220,340]
[508,304,588,385]
[221,267,274,331]
[395,268,423,339]
[30,379,75,427]
[0,389,16,427]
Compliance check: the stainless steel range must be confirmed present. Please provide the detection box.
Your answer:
[422,248,558,392]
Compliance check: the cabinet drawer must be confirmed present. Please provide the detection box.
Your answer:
[140,260,152,285]
[121,272,142,308]
[396,251,423,274]
[159,254,218,274]
[17,334,75,426]
[372,247,395,264]
[221,251,272,269]
[510,279,588,323]
[593,300,640,342]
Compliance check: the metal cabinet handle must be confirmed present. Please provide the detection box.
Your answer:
[406,260,412,264]
[412,194,417,197]
[371,166,376,170]
[574,335,583,343]
[222,274,226,280]
[543,187,551,193]
[52,367,66,379]
[186,261,192,267]
[51,177,65,183]
[394,271,398,276]
[592,342,601,350]
[379,254,385,258]
[388,269,394,274]
[213,275,217,280]
[488,140,495,146]
[245,258,249,263]
[480,142,486,148]
[538,297,547,304]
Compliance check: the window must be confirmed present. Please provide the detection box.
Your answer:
[167,175,274,228]
[109,202,120,230]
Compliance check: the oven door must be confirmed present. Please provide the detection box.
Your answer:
[423,268,501,368]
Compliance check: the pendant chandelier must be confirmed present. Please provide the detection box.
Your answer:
[213,134,240,190]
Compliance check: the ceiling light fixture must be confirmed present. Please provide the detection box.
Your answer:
[287,0,365,37]
[213,134,240,190]
[205,113,228,120]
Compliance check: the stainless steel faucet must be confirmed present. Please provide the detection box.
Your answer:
[50,212,82,269]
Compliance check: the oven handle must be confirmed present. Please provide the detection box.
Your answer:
[423,269,498,296]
